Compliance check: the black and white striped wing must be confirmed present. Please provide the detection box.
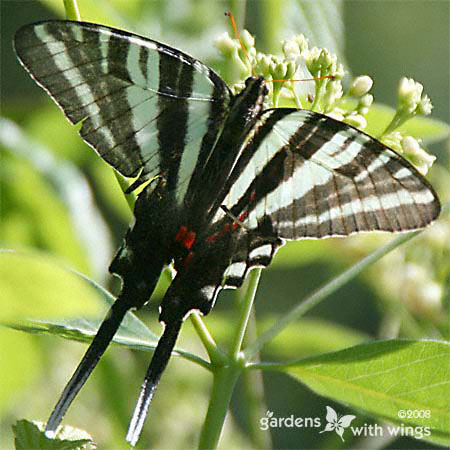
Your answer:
[212,108,440,288]
[14,21,231,199]
[219,109,440,238]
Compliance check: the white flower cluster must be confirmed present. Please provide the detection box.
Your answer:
[398,77,433,116]
[214,30,436,174]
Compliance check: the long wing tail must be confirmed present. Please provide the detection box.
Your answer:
[126,318,183,446]
[45,299,130,435]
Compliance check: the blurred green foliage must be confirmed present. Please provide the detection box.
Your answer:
[1,1,448,449]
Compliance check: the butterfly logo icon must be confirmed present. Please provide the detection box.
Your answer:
[319,406,356,441]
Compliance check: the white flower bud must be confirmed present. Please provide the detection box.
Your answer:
[247,46,257,59]
[398,77,422,100]
[282,39,300,59]
[214,32,239,56]
[256,53,271,75]
[401,135,421,154]
[416,150,436,174]
[324,80,343,107]
[231,81,245,95]
[382,132,403,152]
[398,77,424,113]
[348,76,373,97]
[334,63,346,80]
[294,34,309,54]
[415,281,442,315]
[327,110,345,121]
[285,61,296,79]
[360,93,373,108]
[344,113,367,129]
[269,60,287,80]
[241,29,255,49]
[418,94,433,115]
[304,47,321,74]
[401,136,436,174]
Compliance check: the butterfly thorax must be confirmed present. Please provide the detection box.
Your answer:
[184,77,268,224]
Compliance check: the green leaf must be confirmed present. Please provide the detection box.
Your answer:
[276,340,450,446]
[6,314,209,369]
[0,251,102,320]
[8,314,158,353]
[0,329,43,416]
[13,420,95,450]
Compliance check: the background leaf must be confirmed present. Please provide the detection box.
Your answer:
[277,340,450,446]
[13,420,94,450]
[0,251,102,320]
[6,315,208,369]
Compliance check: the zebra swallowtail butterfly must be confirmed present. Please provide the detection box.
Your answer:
[14,20,440,445]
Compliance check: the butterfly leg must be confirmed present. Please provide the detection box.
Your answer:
[126,318,183,446]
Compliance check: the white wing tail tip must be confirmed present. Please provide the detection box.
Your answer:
[44,429,56,439]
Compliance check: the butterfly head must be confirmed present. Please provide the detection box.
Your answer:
[244,75,269,96]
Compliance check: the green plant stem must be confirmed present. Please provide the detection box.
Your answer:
[229,0,247,30]
[381,110,409,136]
[64,0,80,20]
[190,312,228,365]
[197,269,263,449]
[239,308,272,448]
[231,268,262,358]
[311,78,329,112]
[244,229,426,360]
[198,364,241,450]
[259,0,283,52]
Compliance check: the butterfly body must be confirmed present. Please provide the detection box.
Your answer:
[13,20,440,445]
[109,76,269,318]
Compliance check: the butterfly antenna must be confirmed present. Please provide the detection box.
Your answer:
[126,318,183,446]
[225,11,257,77]
[45,298,130,435]
[271,75,335,83]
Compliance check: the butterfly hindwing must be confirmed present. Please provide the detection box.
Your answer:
[222,234,283,289]
[14,20,231,198]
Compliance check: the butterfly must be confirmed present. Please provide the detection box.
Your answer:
[14,20,440,445]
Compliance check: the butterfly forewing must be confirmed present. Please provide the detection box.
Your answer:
[14,20,231,197]
[217,109,440,241]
